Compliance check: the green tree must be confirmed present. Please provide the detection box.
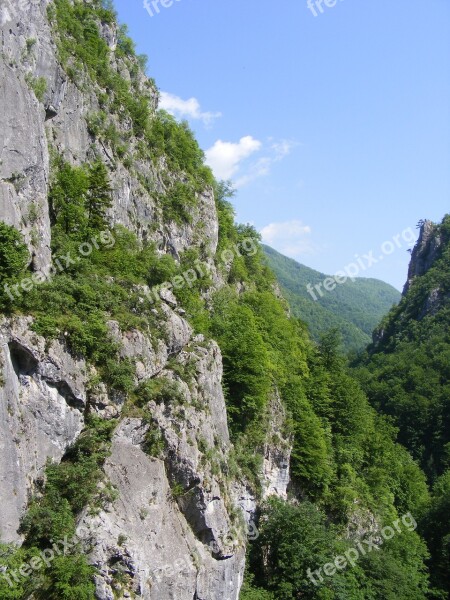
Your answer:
[86,161,112,233]
[0,542,32,599]
[0,222,29,310]
[50,161,89,237]
[211,295,272,434]
[37,554,96,600]
[422,470,450,596]
[249,499,347,599]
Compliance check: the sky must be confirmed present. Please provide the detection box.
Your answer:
[113,0,450,290]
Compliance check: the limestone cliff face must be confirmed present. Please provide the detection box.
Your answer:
[402,219,449,319]
[0,2,290,598]
[373,219,449,346]
[0,311,248,598]
[0,0,219,270]
[403,220,443,294]
[0,316,86,543]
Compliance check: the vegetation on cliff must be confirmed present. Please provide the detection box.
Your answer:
[0,2,448,599]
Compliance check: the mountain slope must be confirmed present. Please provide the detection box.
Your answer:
[352,216,450,597]
[263,245,401,351]
[354,217,450,478]
[0,2,440,600]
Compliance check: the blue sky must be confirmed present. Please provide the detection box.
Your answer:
[114,0,450,290]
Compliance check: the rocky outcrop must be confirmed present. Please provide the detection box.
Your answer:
[0,3,291,598]
[400,219,450,321]
[0,0,52,273]
[262,392,292,500]
[77,336,247,600]
[0,316,86,543]
[0,0,219,274]
[403,220,442,294]
[0,309,250,596]
[80,423,244,600]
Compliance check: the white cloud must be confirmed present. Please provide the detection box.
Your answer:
[159,91,222,126]
[205,136,262,180]
[260,220,314,258]
[205,136,296,186]
[234,157,272,188]
[271,139,297,161]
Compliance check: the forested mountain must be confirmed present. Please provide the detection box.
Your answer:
[264,245,401,352]
[353,217,450,597]
[0,2,447,600]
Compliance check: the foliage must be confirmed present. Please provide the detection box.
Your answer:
[2,417,116,597]
[0,542,33,599]
[264,244,400,352]
[353,215,450,479]
[143,424,166,458]
[21,416,115,547]
[35,554,96,600]
[86,161,113,233]
[134,377,185,407]
[422,470,450,596]
[248,497,429,600]
[0,222,29,310]
[211,292,272,434]
[161,181,197,224]
[49,159,89,239]
[25,74,47,102]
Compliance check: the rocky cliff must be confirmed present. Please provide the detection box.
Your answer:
[0,2,292,598]
[403,220,444,294]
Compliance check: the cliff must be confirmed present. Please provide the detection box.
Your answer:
[0,2,291,598]
[1,3,438,600]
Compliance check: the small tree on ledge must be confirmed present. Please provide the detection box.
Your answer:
[86,161,112,233]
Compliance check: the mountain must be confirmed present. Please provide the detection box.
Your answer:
[353,216,450,596]
[0,2,444,600]
[263,245,401,351]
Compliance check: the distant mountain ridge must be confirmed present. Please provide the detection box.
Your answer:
[263,245,401,351]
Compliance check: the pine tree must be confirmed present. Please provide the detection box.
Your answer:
[86,161,112,233]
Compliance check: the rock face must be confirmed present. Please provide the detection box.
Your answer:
[0,2,291,598]
[0,317,86,543]
[262,393,291,500]
[0,0,52,273]
[403,220,442,294]
[0,0,220,272]
[78,418,244,600]
[401,219,450,320]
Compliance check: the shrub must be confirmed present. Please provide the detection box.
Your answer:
[143,425,166,458]
[0,222,29,310]
[134,378,185,407]
[40,554,96,600]
[25,74,47,101]
[161,181,197,224]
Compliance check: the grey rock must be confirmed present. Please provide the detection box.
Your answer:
[0,5,272,598]
[0,317,86,542]
[0,0,52,273]
[78,419,245,600]
[403,220,442,294]
[106,320,168,383]
[262,392,292,500]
